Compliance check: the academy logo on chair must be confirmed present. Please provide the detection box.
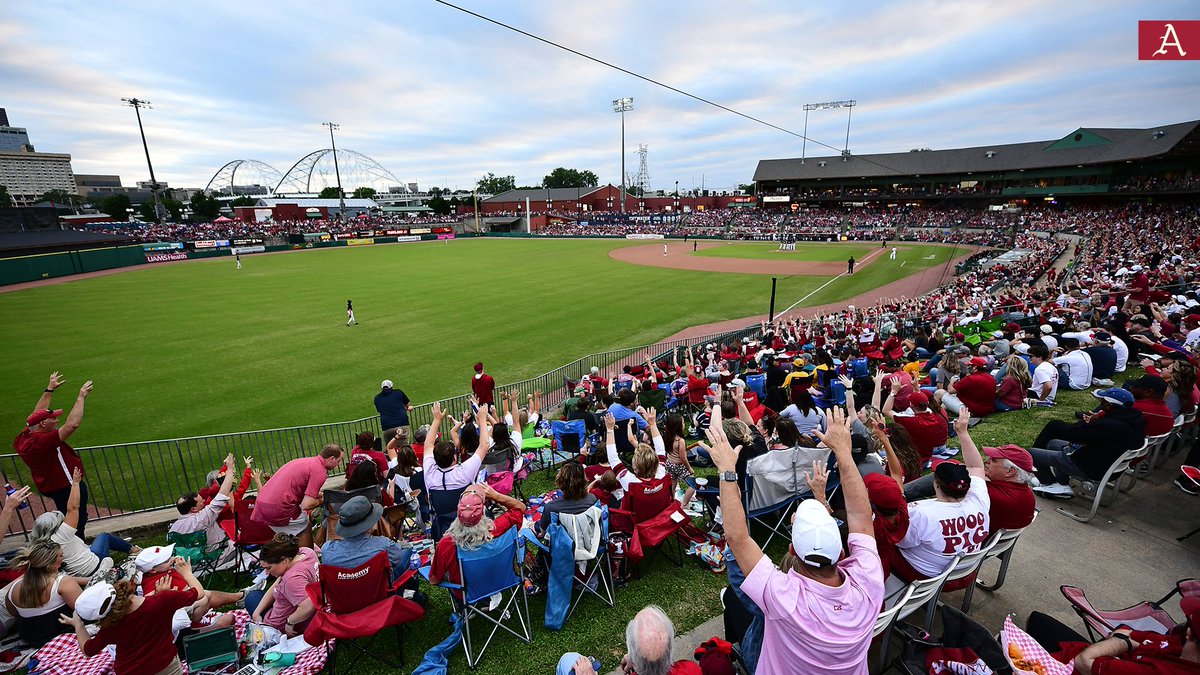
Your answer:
[1138,21,1200,60]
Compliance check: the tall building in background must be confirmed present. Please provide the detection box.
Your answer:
[0,108,75,205]
[0,108,33,152]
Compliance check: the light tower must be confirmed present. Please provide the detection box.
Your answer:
[121,98,164,222]
[612,97,633,213]
[322,122,346,217]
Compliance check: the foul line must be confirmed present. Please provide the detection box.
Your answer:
[775,247,886,317]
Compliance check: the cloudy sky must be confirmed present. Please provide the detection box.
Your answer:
[3,0,1198,195]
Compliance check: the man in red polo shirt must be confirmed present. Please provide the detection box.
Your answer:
[13,372,94,538]
[884,384,949,462]
[980,444,1036,531]
[470,362,495,407]
[940,356,998,417]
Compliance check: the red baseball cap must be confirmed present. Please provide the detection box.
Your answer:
[909,391,930,407]
[457,492,485,527]
[26,409,62,427]
[863,473,905,510]
[954,332,965,340]
[982,444,1034,472]
[969,356,989,368]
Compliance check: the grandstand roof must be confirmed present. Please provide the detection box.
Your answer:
[753,119,1200,182]
[483,187,606,203]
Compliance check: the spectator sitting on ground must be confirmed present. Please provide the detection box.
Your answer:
[134,545,240,635]
[779,390,827,437]
[14,374,93,539]
[996,355,1032,412]
[374,378,413,442]
[1056,337,1094,391]
[63,558,206,675]
[1129,375,1177,437]
[170,453,239,559]
[1029,387,1146,500]
[711,405,882,675]
[1083,331,1118,384]
[428,482,525,588]
[3,541,83,645]
[894,408,990,583]
[245,534,318,638]
[1028,345,1060,404]
[939,356,997,417]
[321,495,414,584]
[31,469,133,579]
[251,444,344,549]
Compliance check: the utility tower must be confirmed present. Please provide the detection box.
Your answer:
[631,144,650,196]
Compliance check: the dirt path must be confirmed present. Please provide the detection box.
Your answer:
[659,247,981,340]
[610,240,882,275]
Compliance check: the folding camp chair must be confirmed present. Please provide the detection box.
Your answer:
[217,496,275,582]
[523,505,614,624]
[961,510,1039,611]
[427,485,468,542]
[437,527,532,669]
[1056,443,1145,523]
[549,419,587,474]
[610,476,688,569]
[872,584,915,671]
[182,626,240,674]
[745,373,767,399]
[304,550,424,672]
[882,555,960,634]
[741,445,831,548]
[919,538,999,621]
[895,605,1011,675]
[1060,578,1199,641]
[167,529,224,580]
[1133,432,1172,483]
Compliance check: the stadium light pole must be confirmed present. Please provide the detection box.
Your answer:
[801,100,856,162]
[121,98,164,223]
[322,122,346,218]
[612,97,633,214]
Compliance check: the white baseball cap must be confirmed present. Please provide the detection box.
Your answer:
[76,582,117,622]
[135,544,175,572]
[1014,343,1030,354]
[1131,264,1143,272]
[381,379,393,389]
[1040,324,1053,334]
[790,500,842,567]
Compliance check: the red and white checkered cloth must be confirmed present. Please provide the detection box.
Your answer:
[1001,615,1072,675]
[31,610,330,675]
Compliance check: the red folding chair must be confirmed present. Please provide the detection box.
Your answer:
[218,496,275,581]
[610,475,688,568]
[1060,579,1198,641]
[304,550,424,672]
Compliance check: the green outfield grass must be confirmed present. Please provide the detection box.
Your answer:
[0,238,955,449]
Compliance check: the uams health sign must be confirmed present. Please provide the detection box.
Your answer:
[1139,21,1200,60]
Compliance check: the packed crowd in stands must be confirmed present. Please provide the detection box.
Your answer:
[5,198,1200,674]
[85,214,461,243]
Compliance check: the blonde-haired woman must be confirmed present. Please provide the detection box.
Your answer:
[996,355,1032,412]
[3,540,82,644]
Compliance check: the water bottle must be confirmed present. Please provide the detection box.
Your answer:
[4,483,29,510]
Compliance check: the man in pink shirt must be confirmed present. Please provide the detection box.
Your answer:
[251,444,343,548]
[707,406,884,675]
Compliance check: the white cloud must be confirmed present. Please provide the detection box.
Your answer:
[2,0,1197,192]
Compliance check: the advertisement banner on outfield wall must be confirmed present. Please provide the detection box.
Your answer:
[761,195,790,203]
[385,229,409,236]
[437,233,456,240]
[346,238,375,246]
[302,233,330,242]
[192,240,231,249]
[146,252,189,263]
[333,233,358,240]
[232,238,264,246]
[626,233,665,240]
[231,246,266,255]
[143,242,184,251]
[409,227,431,235]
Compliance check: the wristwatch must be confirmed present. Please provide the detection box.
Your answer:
[720,471,738,483]
[1111,632,1135,653]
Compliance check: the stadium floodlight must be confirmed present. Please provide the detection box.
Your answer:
[322,122,346,217]
[801,99,856,162]
[121,98,165,222]
[612,98,633,214]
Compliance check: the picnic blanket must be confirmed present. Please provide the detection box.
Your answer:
[29,609,331,675]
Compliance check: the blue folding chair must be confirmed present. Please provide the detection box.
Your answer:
[521,506,614,625]
[426,485,467,542]
[549,419,586,474]
[438,528,532,669]
[745,373,767,399]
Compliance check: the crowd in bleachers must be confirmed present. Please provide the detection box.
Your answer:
[85,214,462,243]
[6,198,1200,674]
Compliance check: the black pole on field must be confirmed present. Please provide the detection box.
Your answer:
[768,277,778,323]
